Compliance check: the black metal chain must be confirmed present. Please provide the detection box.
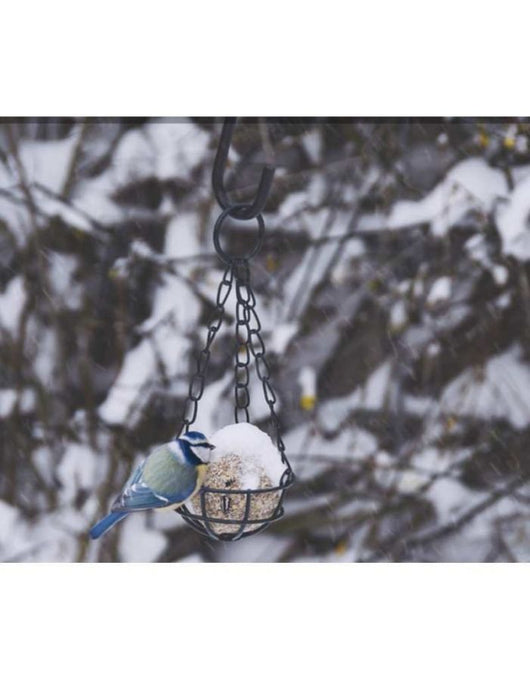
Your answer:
[180,265,233,432]
[179,118,291,477]
[232,259,289,466]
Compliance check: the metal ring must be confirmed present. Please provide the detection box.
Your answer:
[213,204,265,265]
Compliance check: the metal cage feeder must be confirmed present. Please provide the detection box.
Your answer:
[176,468,294,541]
[175,119,294,541]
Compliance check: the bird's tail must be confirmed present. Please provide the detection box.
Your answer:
[89,511,128,540]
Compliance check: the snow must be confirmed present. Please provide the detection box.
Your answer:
[277,177,328,223]
[153,326,192,382]
[178,553,204,562]
[357,212,385,231]
[0,189,31,246]
[33,187,93,233]
[465,233,489,264]
[389,299,407,330]
[425,477,482,526]
[0,499,95,562]
[302,129,322,165]
[386,153,527,260]
[191,374,233,436]
[3,121,530,564]
[118,512,168,562]
[0,390,17,418]
[98,337,158,425]
[515,135,529,155]
[216,533,292,562]
[278,190,309,219]
[209,422,286,486]
[32,447,57,487]
[19,130,83,194]
[319,360,393,431]
[164,211,202,259]
[71,121,211,226]
[401,326,432,354]
[147,120,210,181]
[307,174,328,207]
[412,277,424,298]
[466,237,509,286]
[496,173,530,261]
[492,265,508,286]
[396,470,426,494]
[32,328,58,387]
[56,444,98,503]
[330,237,366,285]
[247,375,280,422]
[502,516,530,561]
[439,344,530,429]
[111,127,154,184]
[298,366,316,398]
[139,274,198,334]
[0,275,26,334]
[404,394,436,416]
[282,212,347,318]
[395,447,483,526]
[269,322,298,354]
[111,120,210,185]
[0,500,20,546]
[136,216,200,334]
[0,388,35,418]
[47,251,83,309]
[426,276,452,306]
[72,173,123,224]
[387,157,508,236]
[427,341,441,357]
[283,421,379,479]
[100,209,203,425]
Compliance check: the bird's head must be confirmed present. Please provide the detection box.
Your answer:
[177,431,215,465]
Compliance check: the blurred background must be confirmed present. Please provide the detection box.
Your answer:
[0,117,529,562]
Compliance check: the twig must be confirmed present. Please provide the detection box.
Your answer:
[61,121,90,200]
[364,475,530,562]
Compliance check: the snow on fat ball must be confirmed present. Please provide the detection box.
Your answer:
[188,423,287,536]
[209,423,285,484]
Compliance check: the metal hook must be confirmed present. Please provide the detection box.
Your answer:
[212,117,275,220]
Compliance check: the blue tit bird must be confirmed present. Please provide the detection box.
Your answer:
[89,431,214,540]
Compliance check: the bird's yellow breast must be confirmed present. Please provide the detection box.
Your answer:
[193,464,208,495]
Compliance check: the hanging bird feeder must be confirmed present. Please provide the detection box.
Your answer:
[175,119,294,541]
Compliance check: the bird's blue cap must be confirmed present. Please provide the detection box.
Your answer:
[179,431,215,449]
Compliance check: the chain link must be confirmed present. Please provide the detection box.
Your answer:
[176,120,293,539]
[232,260,288,464]
[179,255,290,471]
[180,265,234,432]
[179,118,291,474]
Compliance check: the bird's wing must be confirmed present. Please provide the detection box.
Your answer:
[111,457,196,513]
[112,481,170,512]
